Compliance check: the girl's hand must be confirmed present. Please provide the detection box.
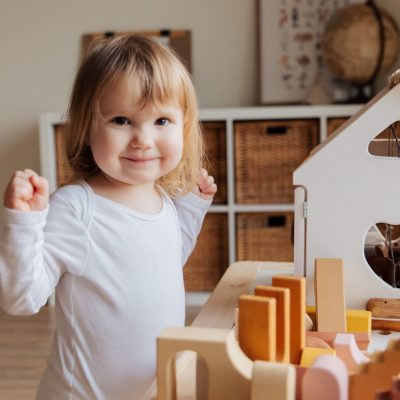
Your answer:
[194,168,217,201]
[4,169,49,212]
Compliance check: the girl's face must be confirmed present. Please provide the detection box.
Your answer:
[89,75,184,189]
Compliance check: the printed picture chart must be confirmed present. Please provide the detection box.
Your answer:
[259,0,362,104]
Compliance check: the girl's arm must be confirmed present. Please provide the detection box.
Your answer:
[174,169,217,264]
[191,168,218,201]
[4,169,49,212]
[0,170,89,315]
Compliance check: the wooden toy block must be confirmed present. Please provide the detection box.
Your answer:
[300,347,336,367]
[254,285,290,363]
[238,294,276,362]
[306,305,316,327]
[272,275,305,364]
[314,258,347,332]
[349,339,400,400]
[157,327,252,400]
[251,360,296,400]
[366,298,400,319]
[307,306,371,334]
[333,333,369,372]
[305,335,331,349]
[389,376,400,400]
[295,365,307,400]
[305,313,313,331]
[346,309,371,333]
[306,331,370,350]
[234,307,239,340]
[371,318,400,332]
[367,298,400,331]
[302,354,348,400]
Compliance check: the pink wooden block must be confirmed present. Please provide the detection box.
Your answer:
[333,333,369,372]
[302,354,348,400]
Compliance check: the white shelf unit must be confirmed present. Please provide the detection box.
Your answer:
[39,105,362,295]
[198,104,361,267]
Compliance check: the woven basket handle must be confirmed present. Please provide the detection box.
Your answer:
[266,125,288,135]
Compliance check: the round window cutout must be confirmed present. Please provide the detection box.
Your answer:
[364,223,400,288]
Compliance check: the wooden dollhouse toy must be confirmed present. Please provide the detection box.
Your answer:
[293,71,400,309]
[154,72,400,399]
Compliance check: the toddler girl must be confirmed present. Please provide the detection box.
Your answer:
[0,35,216,399]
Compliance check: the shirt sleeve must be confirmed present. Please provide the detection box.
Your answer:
[0,190,90,315]
[173,192,212,265]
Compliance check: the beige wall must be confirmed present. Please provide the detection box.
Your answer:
[0,0,399,194]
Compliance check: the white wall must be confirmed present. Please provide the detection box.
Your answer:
[0,0,399,194]
[0,0,257,194]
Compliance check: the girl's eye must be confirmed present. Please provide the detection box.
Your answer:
[111,116,130,125]
[155,118,170,126]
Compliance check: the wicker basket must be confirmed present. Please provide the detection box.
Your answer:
[184,213,229,291]
[234,119,319,204]
[54,124,74,187]
[236,212,294,262]
[203,121,227,204]
[327,117,348,136]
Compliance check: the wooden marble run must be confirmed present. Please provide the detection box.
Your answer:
[155,261,400,400]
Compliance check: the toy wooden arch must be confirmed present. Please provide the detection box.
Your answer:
[157,326,295,400]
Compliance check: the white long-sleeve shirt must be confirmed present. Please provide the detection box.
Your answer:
[0,181,210,399]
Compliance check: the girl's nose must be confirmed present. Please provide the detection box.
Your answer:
[130,128,154,148]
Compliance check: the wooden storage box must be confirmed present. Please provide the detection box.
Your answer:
[327,117,348,136]
[54,123,73,187]
[184,213,229,291]
[203,121,227,204]
[234,119,318,204]
[236,212,294,262]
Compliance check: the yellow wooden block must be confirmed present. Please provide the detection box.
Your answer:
[300,347,336,367]
[306,306,371,334]
[346,309,371,333]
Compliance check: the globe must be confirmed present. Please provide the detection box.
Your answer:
[322,4,400,87]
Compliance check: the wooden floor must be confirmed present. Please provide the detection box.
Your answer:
[0,306,55,400]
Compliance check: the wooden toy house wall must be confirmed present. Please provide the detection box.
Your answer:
[294,84,400,309]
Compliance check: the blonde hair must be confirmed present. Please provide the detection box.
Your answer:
[65,35,204,197]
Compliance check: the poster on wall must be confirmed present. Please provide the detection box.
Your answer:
[259,0,362,104]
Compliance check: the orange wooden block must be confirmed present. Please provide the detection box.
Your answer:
[315,258,347,332]
[272,275,305,364]
[254,285,290,363]
[238,294,276,362]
